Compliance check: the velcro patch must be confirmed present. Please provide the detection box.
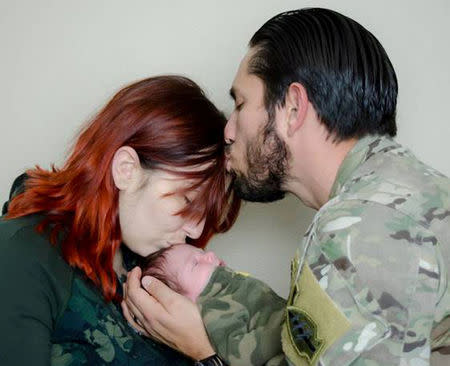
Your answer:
[282,262,351,365]
[286,306,324,362]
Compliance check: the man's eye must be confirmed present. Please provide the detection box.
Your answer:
[235,102,244,111]
[184,196,192,204]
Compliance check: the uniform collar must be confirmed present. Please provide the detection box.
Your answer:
[329,134,389,199]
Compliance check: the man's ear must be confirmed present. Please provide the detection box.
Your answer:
[111,146,141,190]
[285,82,309,137]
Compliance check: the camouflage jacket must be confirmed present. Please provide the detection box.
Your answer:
[0,214,191,366]
[282,135,450,365]
[197,266,287,366]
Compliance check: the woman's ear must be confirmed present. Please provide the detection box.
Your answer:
[285,82,309,137]
[111,146,142,190]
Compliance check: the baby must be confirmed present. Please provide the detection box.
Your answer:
[140,244,287,366]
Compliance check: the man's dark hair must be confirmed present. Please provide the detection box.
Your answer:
[248,8,398,140]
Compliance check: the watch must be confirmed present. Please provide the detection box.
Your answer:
[194,354,228,366]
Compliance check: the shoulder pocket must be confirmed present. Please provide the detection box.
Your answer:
[283,244,390,365]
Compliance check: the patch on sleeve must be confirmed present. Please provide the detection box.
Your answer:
[282,262,351,365]
[286,306,324,363]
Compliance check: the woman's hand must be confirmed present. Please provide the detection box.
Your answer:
[122,266,216,360]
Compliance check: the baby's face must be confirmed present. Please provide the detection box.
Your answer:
[164,244,225,302]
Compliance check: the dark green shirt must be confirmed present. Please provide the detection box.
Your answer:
[0,214,191,365]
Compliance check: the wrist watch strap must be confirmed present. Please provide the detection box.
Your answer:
[194,354,227,366]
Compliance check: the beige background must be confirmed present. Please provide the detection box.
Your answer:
[1,0,449,297]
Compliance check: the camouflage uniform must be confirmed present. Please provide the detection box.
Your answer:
[198,266,287,366]
[282,135,450,365]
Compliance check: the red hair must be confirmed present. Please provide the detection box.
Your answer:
[6,75,240,302]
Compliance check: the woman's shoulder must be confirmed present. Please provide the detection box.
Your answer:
[2,214,59,252]
[0,214,73,291]
[0,213,43,241]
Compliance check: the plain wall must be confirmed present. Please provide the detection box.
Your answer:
[1,0,449,297]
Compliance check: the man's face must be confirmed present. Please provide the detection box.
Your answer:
[224,50,289,202]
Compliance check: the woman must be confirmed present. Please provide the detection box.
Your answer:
[0,75,240,365]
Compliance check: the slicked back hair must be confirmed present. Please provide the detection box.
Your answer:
[248,8,398,140]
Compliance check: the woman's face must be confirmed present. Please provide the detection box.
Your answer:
[118,168,206,257]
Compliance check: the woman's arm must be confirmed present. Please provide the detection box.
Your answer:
[0,219,71,365]
[122,266,216,361]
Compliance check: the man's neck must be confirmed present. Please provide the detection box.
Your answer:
[285,128,357,209]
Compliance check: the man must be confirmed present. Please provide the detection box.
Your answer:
[123,8,449,365]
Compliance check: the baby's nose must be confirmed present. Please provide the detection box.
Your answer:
[203,251,218,263]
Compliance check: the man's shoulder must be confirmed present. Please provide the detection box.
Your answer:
[333,141,449,233]
[312,194,444,260]
[350,139,448,199]
[314,198,397,233]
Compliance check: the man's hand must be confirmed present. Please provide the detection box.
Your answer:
[122,266,216,360]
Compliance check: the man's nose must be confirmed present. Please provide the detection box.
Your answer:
[224,114,236,145]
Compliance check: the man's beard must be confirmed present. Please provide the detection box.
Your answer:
[230,117,289,203]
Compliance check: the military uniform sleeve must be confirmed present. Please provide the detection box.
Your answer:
[430,242,450,364]
[0,221,72,365]
[283,201,443,365]
[431,316,450,365]
[198,269,286,366]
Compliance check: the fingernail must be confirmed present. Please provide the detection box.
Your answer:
[142,276,152,288]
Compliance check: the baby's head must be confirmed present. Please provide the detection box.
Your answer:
[141,244,225,302]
